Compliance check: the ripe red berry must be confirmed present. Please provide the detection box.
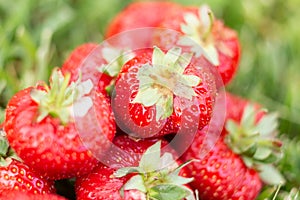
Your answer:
[4,69,116,179]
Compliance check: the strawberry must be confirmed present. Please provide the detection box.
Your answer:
[62,43,99,84]
[4,69,116,180]
[221,92,266,137]
[76,135,196,200]
[181,103,285,200]
[112,46,217,138]
[105,2,181,39]
[154,5,241,85]
[225,92,265,124]
[0,190,66,200]
[0,132,55,194]
[62,43,135,95]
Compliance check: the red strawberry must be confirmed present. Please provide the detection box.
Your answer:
[181,103,284,200]
[76,164,144,200]
[154,5,240,85]
[4,69,116,180]
[112,46,217,138]
[224,92,265,127]
[76,135,195,200]
[0,190,66,200]
[62,43,99,83]
[182,131,262,200]
[62,43,135,95]
[106,2,181,38]
[0,133,55,194]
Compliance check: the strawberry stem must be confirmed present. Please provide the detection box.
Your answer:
[202,9,214,42]
[56,73,71,108]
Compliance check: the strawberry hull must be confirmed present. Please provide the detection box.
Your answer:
[155,6,241,85]
[112,47,217,139]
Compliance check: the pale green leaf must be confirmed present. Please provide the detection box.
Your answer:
[114,167,143,178]
[171,160,195,176]
[175,52,193,71]
[123,175,147,193]
[0,135,9,157]
[132,87,161,107]
[149,184,190,200]
[184,13,200,28]
[164,47,181,66]
[203,44,219,66]
[152,47,165,66]
[183,74,201,87]
[167,175,194,185]
[240,104,256,129]
[139,141,161,172]
[259,164,285,185]
[160,152,176,169]
[254,112,279,136]
[30,89,47,103]
[225,120,239,135]
[253,147,272,160]
[155,95,173,121]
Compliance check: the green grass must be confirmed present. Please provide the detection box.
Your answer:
[1,0,299,194]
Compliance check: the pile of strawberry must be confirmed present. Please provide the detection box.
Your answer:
[0,1,288,200]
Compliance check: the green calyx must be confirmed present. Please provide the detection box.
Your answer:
[0,129,22,167]
[225,104,285,185]
[114,141,197,200]
[30,68,94,125]
[98,46,135,95]
[132,46,201,121]
[178,5,219,66]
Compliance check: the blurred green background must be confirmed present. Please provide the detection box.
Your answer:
[0,0,299,194]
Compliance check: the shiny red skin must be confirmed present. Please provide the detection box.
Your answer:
[112,49,216,138]
[182,130,262,200]
[105,1,181,38]
[76,164,144,200]
[155,7,241,85]
[0,160,55,194]
[76,134,182,200]
[4,87,116,180]
[62,43,113,94]
[222,92,265,136]
[0,190,66,200]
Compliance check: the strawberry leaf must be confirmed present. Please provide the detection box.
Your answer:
[258,164,285,185]
[149,184,190,200]
[160,153,177,169]
[122,175,147,194]
[114,167,144,178]
[166,175,194,186]
[0,131,9,157]
[171,159,195,176]
[0,130,22,166]
[100,46,135,77]
[139,141,161,172]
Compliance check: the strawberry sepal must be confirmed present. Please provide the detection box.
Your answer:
[132,46,201,121]
[225,104,285,185]
[30,68,94,125]
[114,141,197,200]
[0,129,22,167]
